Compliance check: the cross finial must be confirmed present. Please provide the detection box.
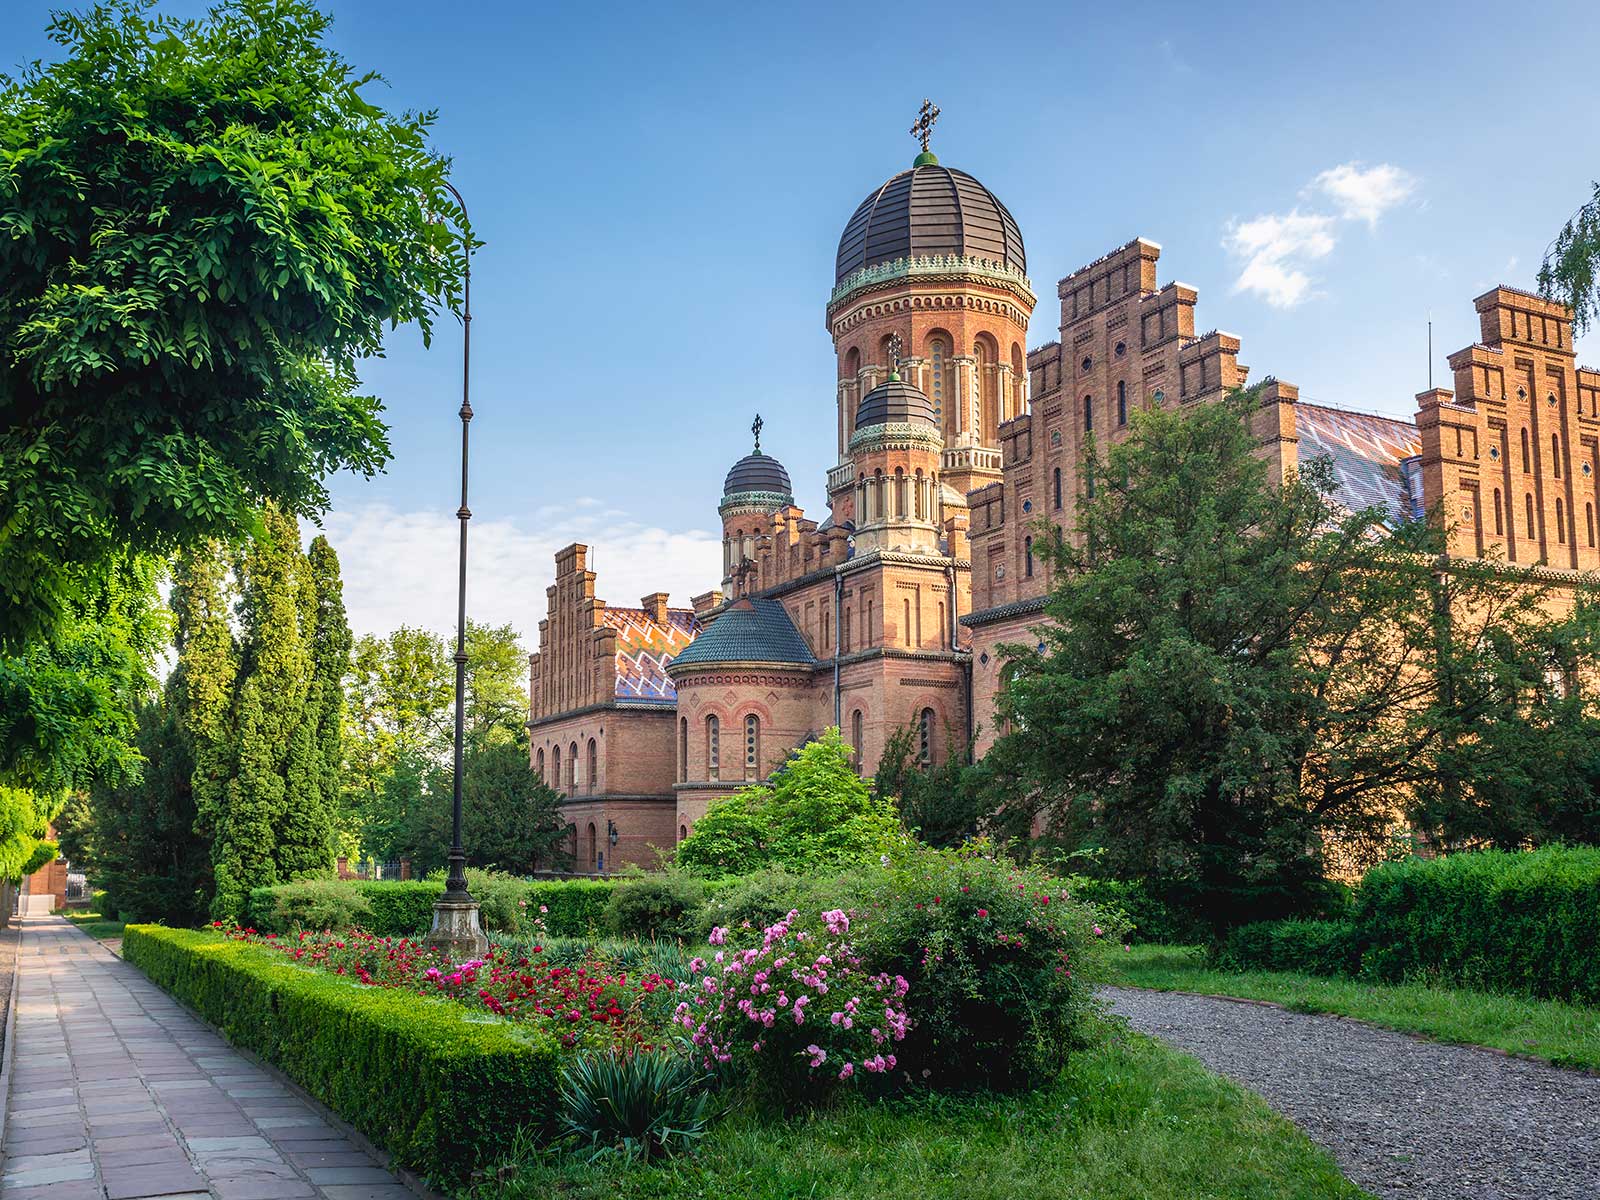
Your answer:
[752,413,763,453]
[910,98,940,154]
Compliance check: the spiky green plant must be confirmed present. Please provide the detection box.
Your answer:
[557,1049,718,1163]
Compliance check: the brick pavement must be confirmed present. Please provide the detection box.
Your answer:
[1,915,420,1200]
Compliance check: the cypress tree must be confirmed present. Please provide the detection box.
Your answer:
[211,504,314,918]
[275,536,349,878]
[172,540,238,909]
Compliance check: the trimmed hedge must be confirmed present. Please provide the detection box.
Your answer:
[1214,918,1359,976]
[1218,846,1600,1004]
[246,877,617,938]
[1354,846,1600,1003]
[123,925,560,1189]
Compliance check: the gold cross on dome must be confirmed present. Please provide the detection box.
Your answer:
[910,98,940,153]
[752,413,763,453]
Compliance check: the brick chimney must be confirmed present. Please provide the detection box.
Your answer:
[642,592,670,625]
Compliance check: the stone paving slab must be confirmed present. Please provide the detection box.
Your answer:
[0,916,425,1200]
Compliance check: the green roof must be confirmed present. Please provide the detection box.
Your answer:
[668,598,816,669]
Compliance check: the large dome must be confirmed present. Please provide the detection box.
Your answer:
[855,377,937,430]
[835,158,1026,284]
[722,451,792,498]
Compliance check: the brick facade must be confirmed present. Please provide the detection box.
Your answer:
[526,149,1596,859]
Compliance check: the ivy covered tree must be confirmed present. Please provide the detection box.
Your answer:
[989,389,1600,929]
[0,0,466,650]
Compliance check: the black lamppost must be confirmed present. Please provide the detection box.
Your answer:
[426,179,488,959]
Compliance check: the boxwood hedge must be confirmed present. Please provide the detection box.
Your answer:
[1217,846,1600,1003]
[245,877,616,938]
[122,925,561,1189]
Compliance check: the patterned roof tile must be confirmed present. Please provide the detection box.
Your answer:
[1294,402,1423,525]
[601,607,700,703]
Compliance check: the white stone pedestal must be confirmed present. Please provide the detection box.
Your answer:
[424,899,488,962]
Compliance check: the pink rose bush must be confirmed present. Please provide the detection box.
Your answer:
[673,908,910,1097]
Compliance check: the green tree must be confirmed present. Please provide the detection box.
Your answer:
[1541,182,1600,332]
[990,389,1600,929]
[872,724,992,849]
[0,0,466,650]
[675,729,904,879]
[171,540,238,880]
[409,741,568,875]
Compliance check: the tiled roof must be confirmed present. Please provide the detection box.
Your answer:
[1294,402,1423,525]
[601,607,700,704]
[668,598,817,669]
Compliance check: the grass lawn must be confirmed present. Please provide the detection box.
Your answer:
[471,1026,1370,1200]
[62,909,126,940]
[1115,945,1600,1072]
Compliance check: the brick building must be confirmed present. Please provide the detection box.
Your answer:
[529,128,1600,870]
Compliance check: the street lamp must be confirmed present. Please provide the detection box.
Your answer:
[425,179,488,960]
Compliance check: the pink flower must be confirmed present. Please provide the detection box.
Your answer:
[838,1062,854,1080]
[709,926,727,946]
[1093,925,1103,937]
[539,905,548,914]
[976,908,988,919]
[805,1043,827,1068]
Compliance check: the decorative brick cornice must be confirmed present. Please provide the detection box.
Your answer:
[719,489,794,517]
[847,422,945,455]
[961,595,1048,627]
[829,254,1035,316]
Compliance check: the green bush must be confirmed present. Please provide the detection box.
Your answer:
[1214,918,1359,976]
[122,925,560,1189]
[92,888,118,921]
[265,879,374,932]
[1059,876,1211,945]
[696,868,810,937]
[246,877,619,939]
[853,844,1126,1090]
[602,874,706,941]
[1353,846,1600,1003]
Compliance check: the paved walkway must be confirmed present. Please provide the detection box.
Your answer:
[1108,986,1600,1200]
[1,915,419,1200]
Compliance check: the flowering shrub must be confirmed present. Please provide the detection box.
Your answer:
[672,908,910,1101]
[853,843,1127,1090]
[210,921,676,1052]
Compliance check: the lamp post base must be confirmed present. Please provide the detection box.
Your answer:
[423,899,488,961]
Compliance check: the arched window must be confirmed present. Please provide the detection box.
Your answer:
[1494,488,1504,535]
[904,598,913,647]
[851,709,864,773]
[552,745,561,792]
[1526,493,1536,537]
[873,469,884,521]
[1556,498,1566,542]
[587,738,598,794]
[536,748,545,783]
[706,715,720,781]
[844,346,860,381]
[1522,428,1531,472]
[1553,434,1562,478]
[1053,467,1062,509]
[679,824,688,842]
[1024,536,1034,578]
[744,715,760,782]
[894,467,906,517]
[929,337,947,425]
[973,338,994,441]
[679,718,688,782]
[1083,394,1094,433]
[1086,467,1096,500]
[585,823,597,872]
[913,470,925,520]
[918,707,935,767]
[568,742,578,792]
[1117,380,1127,425]
[1588,503,1595,548]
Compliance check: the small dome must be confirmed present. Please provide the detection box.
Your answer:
[856,377,937,430]
[723,451,792,497]
[836,160,1026,284]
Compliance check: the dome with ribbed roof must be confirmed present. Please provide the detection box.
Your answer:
[855,376,937,431]
[835,158,1025,284]
[722,451,792,498]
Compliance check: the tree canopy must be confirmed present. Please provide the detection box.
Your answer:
[0,0,466,649]
[675,729,904,879]
[1541,181,1600,332]
[988,389,1600,927]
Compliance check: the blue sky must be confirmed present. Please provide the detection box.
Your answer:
[8,0,1600,638]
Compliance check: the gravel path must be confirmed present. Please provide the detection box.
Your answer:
[1106,986,1600,1200]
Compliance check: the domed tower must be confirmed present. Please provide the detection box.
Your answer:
[827,102,1035,526]
[849,363,944,556]
[719,414,793,593]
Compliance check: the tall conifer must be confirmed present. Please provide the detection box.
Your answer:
[172,541,237,892]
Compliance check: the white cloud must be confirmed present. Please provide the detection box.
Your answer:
[1225,162,1418,308]
[315,501,722,642]
[1310,162,1418,226]
[1224,210,1337,308]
